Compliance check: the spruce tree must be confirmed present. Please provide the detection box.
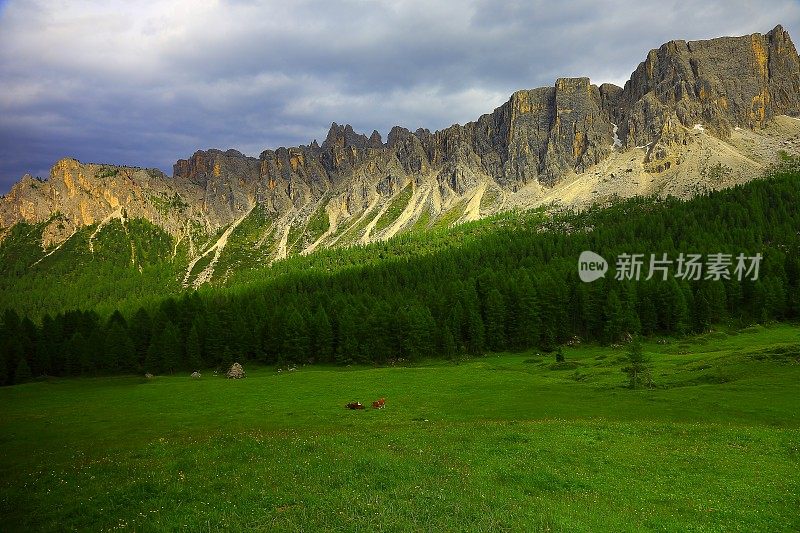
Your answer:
[239,308,260,360]
[282,308,310,364]
[160,321,182,374]
[204,312,224,367]
[439,327,457,359]
[483,288,506,351]
[86,326,104,374]
[335,306,359,365]
[541,324,556,353]
[513,278,540,351]
[103,321,135,372]
[465,307,485,355]
[185,323,203,371]
[2,309,20,336]
[222,346,234,371]
[310,305,334,363]
[603,290,625,344]
[35,315,56,377]
[129,308,152,370]
[65,332,86,376]
[144,331,164,374]
[623,338,652,389]
[19,317,38,375]
[14,356,32,384]
[637,284,658,336]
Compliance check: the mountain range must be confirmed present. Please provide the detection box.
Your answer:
[1,25,799,288]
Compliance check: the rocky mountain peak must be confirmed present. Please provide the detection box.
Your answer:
[321,122,371,150]
[368,130,384,148]
[2,26,799,272]
[618,25,800,148]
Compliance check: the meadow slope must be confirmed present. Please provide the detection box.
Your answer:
[1,325,798,531]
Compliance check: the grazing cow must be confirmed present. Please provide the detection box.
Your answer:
[372,398,386,409]
[346,402,364,410]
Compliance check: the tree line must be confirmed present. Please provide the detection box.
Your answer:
[2,170,800,384]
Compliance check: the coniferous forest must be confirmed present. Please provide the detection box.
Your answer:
[2,167,800,385]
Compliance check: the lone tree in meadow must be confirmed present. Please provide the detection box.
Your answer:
[623,337,652,389]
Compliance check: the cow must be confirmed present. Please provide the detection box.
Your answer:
[372,398,386,409]
[346,402,365,410]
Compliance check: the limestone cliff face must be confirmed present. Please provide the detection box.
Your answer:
[2,26,799,271]
[0,159,207,247]
[173,149,260,224]
[502,78,615,185]
[617,25,800,148]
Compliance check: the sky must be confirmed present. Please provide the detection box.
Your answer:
[1,0,799,193]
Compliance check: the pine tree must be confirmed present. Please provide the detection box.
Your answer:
[364,304,392,363]
[537,274,566,346]
[512,277,540,351]
[259,318,275,364]
[603,290,625,344]
[443,327,459,358]
[335,306,359,365]
[204,312,224,367]
[660,279,690,334]
[185,322,203,371]
[310,305,334,363]
[574,281,603,340]
[694,285,712,332]
[447,300,466,353]
[483,288,506,351]
[103,321,135,372]
[14,356,32,384]
[400,305,435,361]
[227,306,247,358]
[222,346,234,371]
[64,332,86,376]
[107,309,127,328]
[144,331,164,374]
[35,314,57,377]
[541,323,556,353]
[129,308,152,370]
[19,317,39,376]
[86,326,104,374]
[623,337,652,389]
[282,307,310,364]
[160,321,182,374]
[620,284,641,336]
[637,284,658,336]
[465,307,485,355]
[2,309,20,336]
[239,308,261,360]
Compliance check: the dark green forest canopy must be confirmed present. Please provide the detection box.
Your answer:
[2,166,800,383]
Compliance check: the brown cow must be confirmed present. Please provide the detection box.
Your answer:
[372,398,386,409]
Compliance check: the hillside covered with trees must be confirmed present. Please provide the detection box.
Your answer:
[2,164,800,384]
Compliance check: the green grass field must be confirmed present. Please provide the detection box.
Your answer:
[1,324,799,531]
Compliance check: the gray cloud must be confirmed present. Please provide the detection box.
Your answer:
[1,0,799,192]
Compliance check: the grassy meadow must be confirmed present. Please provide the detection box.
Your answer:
[1,324,799,531]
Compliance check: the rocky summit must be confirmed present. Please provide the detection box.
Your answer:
[1,25,799,287]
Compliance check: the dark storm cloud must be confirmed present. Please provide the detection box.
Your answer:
[1,0,799,192]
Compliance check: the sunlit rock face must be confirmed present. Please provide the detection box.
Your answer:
[2,26,799,259]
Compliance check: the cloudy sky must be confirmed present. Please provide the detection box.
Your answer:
[1,0,798,192]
